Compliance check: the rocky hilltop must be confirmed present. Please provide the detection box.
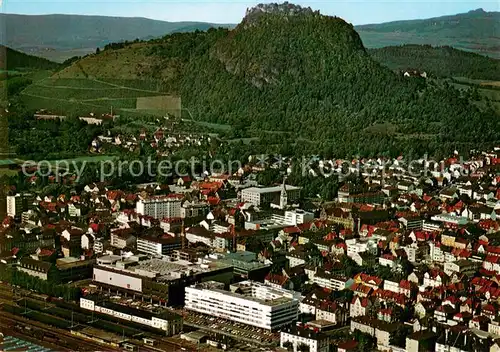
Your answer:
[52,3,500,155]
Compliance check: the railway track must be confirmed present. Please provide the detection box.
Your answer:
[1,300,193,352]
[0,283,195,351]
[0,311,118,351]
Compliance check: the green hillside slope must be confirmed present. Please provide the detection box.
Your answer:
[28,4,500,157]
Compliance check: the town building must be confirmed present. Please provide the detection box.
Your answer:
[241,185,301,207]
[136,196,182,220]
[185,280,300,330]
[92,255,233,305]
[136,235,181,256]
[80,296,182,335]
[280,326,330,352]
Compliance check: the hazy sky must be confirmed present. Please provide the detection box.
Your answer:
[2,0,499,25]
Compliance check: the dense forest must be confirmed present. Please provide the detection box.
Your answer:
[7,107,103,160]
[369,44,500,80]
[144,9,500,157]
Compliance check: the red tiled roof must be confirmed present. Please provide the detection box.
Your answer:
[399,280,412,290]
[207,196,220,205]
[337,340,358,350]
[486,255,500,264]
[354,273,383,286]
[265,273,288,286]
[284,226,301,234]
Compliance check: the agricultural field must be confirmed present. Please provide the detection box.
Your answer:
[23,84,160,100]
[449,80,500,115]
[450,79,500,102]
[453,77,500,87]
[97,78,170,92]
[19,76,179,116]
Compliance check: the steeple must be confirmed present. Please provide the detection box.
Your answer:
[280,176,288,209]
[181,220,186,249]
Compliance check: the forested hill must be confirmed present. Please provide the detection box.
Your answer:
[53,3,500,157]
[356,9,500,58]
[369,45,500,80]
[0,46,60,70]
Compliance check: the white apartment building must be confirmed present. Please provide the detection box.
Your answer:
[399,216,423,230]
[280,327,330,352]
[185,281,300,330]
[284,209,314,225]
[310,270,350,291]
[346,238,377,258]
[93,239,105,254]
[435,342,468,352]
[423,220,442,233]
[136,196,182,220]
[110,230,136,249]
[429,242,455,263]
[136,235,181,256]
[6,194,22,217]
[244,209,314,231]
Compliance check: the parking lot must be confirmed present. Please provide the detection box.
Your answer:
[181,310,280,345]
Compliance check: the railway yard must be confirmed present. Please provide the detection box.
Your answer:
[0,282,279,351]
[0,283,197,351]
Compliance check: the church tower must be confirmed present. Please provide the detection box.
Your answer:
[279,176,287,210]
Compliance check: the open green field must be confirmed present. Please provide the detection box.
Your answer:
[20,76,179,116]
[19,93,112,115]
[453,77,500,87]
[97,78,170,92]
[23,84,161,100]
[449,78,500,115]
[450,79,500,101]
[41,78,122,89]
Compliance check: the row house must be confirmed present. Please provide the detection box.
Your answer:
[422,270,448,290]
[350,316,398,351]
[310,269,352,291]
[315,300,349,326]
[350,295,374,318]
[444,259,480,277]
[383,279,414,298]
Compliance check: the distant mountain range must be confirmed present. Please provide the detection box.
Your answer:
[356,8,500,58]
[0,14,234,62]
[1,8,499,62]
